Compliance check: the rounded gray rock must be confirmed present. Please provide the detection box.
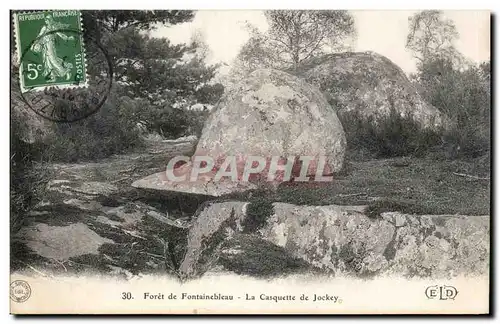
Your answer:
[295,51,448,129]
[196,68,347,175]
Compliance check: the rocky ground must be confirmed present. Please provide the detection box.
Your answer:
[11,137,490,280]
[11,136,200,279]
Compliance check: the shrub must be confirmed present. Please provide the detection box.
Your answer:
[42,89,144,163]
[338,58,490,161]
[365,199,435,219]
[145,107,209,139]
[339,107,443,159]
[116,92,210,139]
[10,118,50,233]
[415,59,490,159]
[241,198,275,233]
[442,122,490,159]
[15,88,211,165]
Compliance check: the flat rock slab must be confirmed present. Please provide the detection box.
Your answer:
[19,222,114,260]
[12,136,202,276]
[13,199,183,277]
[131,171,257,197]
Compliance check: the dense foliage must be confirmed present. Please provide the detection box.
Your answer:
[344,11,490,160]
[231,10,356,81]
[415,58,490,158]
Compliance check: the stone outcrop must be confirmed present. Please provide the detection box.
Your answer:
[178,201,249,278]
[132,173,258,197]
[179,201,489,279]
[11,139,198,277]
[12,135,489,281]
[295,51,448,129]
[261,203,489,278]
[132,68,347,196]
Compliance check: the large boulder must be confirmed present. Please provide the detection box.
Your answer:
[261,203,489,278]
[295,51,448,129]
[197,68,346,171]
[179,201,490,279]
[133,69,347,196]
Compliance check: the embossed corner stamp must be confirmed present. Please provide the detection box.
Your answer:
[13,10,88,93]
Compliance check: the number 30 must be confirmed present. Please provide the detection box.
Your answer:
[122,292,132,300]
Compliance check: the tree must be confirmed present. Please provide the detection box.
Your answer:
[406,10,491,158]
[81,10,224,135]
[189,29,211,60]
[105,28,221,106]
[406,10,460,64]
[82,10,194,40]
[80,11,223,107]
[236,10,356,71]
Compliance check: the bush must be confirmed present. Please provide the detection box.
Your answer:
[442,122,490,159]
[338,58,490,161]
[339,107,443,159]
[17,86,212,164]
[241,198,275,233]
[42,89,144,163]
[10,118,50,233]
[114,91,211,139]
[145,107,209,139]
[415,59,490,158]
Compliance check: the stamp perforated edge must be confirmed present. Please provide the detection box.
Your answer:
[13,10,90,93]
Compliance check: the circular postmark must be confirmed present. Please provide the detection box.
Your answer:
[17,28,113,123]
[10,280,31,303]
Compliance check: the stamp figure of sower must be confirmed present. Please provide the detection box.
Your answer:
[31,14,75,82]
[14,10,88,92]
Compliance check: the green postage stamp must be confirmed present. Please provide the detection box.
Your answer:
[13,10,88,93]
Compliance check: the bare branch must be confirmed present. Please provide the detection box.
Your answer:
[452,172,490,181]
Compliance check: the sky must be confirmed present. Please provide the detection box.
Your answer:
[150,10,491,74]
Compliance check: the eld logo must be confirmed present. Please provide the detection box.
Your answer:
[425,285,459,300]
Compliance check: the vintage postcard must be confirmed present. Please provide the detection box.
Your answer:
[10,9,491,315]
